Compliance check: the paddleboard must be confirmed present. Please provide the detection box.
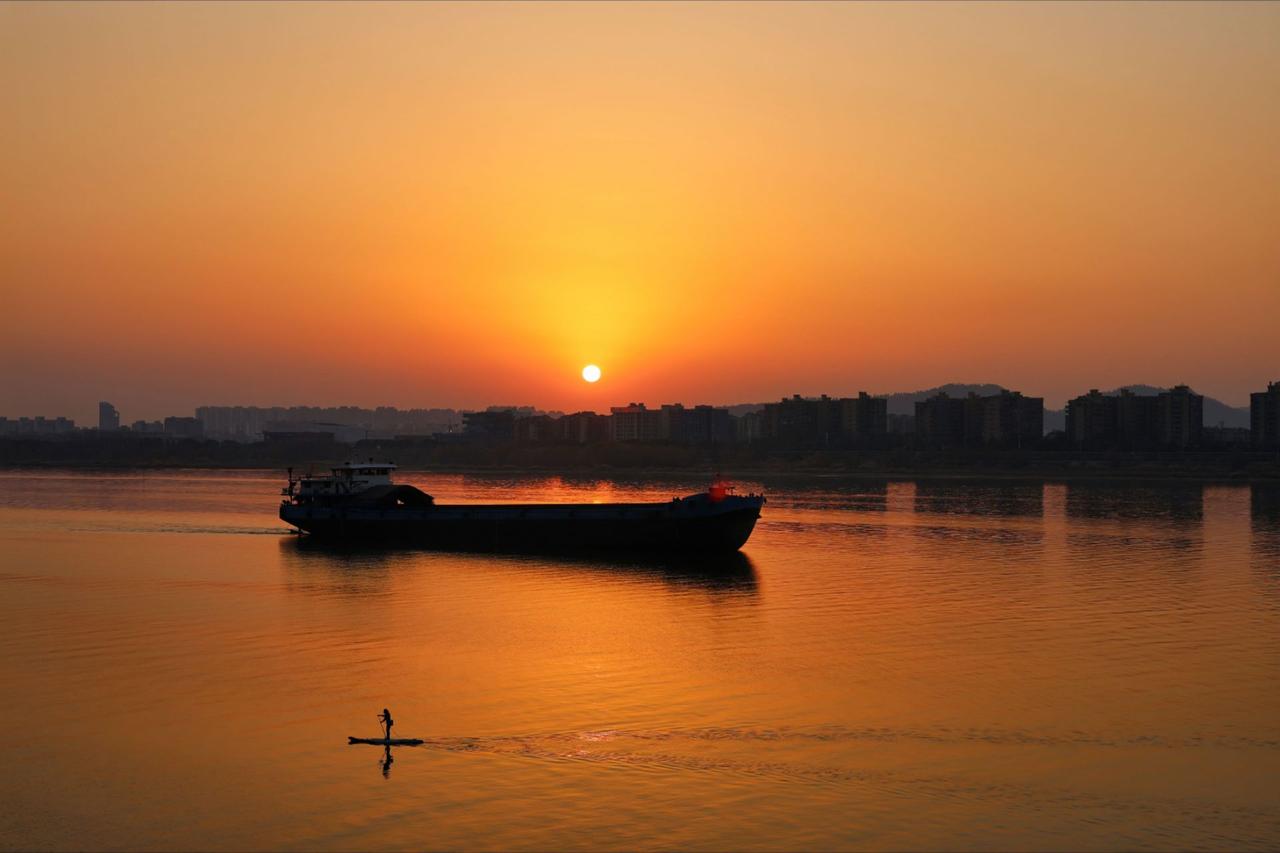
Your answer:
[348,737,424,746]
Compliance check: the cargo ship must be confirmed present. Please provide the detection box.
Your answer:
[279,463,764,554]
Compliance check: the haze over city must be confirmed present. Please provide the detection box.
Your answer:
[3,2,1278,424]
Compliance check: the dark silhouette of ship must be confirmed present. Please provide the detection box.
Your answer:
[279,463,764,553]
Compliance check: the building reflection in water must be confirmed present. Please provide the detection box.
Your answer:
[1251,484,1280,561]
[1065,482,1204,524]
[913,480,1044,519]
[1062,482,1206,573]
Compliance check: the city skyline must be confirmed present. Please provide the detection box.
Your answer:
[2,376,1267,428]
[10,381,1279,454]
[3,2,1278,422]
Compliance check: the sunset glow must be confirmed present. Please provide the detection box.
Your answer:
[1,2,1277,422]
[3,6,1280,851]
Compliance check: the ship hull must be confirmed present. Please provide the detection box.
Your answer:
[280,496,763,554]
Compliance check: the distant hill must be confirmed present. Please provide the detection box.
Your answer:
[878,383,1008,417]
[1203,397,1252,429]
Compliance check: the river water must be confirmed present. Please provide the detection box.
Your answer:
[1,470,1278,851]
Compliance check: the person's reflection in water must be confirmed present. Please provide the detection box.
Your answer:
[380,744,393,779]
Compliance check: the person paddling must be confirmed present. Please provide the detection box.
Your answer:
[378,708,394,742]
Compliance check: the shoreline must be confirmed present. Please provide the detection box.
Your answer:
[2,460,1278,485]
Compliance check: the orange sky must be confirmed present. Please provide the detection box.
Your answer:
[2,2,1277,422]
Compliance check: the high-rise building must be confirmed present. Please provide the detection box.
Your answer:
[659,404,688,443]
[1065,389,1113,448]
[683,405,734,444]
[98,401,119,431]
[840,392,888,439]
[762,395,841,446]
[978,391,1044,448]
[609,403,664,442]
[1066,386,1202,449]
[918,391,1042,448]
[1155,385,1203,449]
[914,393,967,447]
[737,410,764,443]
[559,411,609,444]
[1114,389,1156,448]
[1252,381,1280,449]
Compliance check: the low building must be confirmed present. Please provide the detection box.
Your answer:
[265,420,366,444]
[514,414,558,443]
[0,416,77,436]
[163,417,204,439]
[1203,426,1251,449]
[887,413,914,436]
[462,409,516,442]
[559,411,609,444]
[263,430,337,446]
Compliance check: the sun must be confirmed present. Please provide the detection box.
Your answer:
[581,364,602,383]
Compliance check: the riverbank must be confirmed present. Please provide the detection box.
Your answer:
[2,437,1278,482]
